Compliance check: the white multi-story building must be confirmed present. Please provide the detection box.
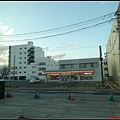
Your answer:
[8,41,59,80]
[26,56,59,81]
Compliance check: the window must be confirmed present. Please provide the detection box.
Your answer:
[38,67,46,71]
[39,62,46,65]
[94,62,98,67]
[24,57,26,59]
[105,74,108,77]
[19,72,21,74]
[24,47,26,49]
[104,68,108,71]
[38,73,42,76]
[91,63,94,67]
[80,75,93,80]
[20,53,22,54]
[60,65,65,69]
[104,62,107,65]
[11,71,17,74]
[20,48,22,50]
[24,52,26,54]
[24,71,26,73]
[19,67,21,69]
[24,67,26,68]
[24,62,26,64]
[71,64,77,69]
[20,57,22,59]
[20,62,22,64]
[79,63,86,68]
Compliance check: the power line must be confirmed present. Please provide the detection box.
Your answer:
[7,44,118,53]
[0,12,115,37]
[0,18,115,42]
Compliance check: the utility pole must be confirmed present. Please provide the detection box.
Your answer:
[13,55,15,80]
[118,8,120,89]
[99,46,104,88]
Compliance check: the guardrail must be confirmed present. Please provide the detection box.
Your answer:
[107,81,120,90]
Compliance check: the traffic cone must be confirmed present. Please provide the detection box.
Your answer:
[34,92,39,98]
[70,93,74,100]
[105,83,108,88]
[6,90,12,98]
[68,93,71,100]
[109,115,120,118]
[108,93,115,101]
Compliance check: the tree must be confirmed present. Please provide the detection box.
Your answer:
[0,66,10,79]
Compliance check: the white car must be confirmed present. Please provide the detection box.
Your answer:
[29,79,40,84]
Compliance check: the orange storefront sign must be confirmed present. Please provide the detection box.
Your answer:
[43,70,94,75]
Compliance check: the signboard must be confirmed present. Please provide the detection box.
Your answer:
[43,70,94,75]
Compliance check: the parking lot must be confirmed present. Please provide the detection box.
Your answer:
[0,90,120,119]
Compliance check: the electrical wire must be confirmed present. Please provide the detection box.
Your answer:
[0,12,115,37]
[0,18,115,42]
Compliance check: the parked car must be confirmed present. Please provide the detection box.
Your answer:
[29,76,40,84]
[29,79,40,84]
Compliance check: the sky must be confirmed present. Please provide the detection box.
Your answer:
[0,1,119,66]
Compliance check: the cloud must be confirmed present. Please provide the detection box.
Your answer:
[3,28,14,35]
[56,42,79,50]
[0,44,9,52]
[0,58,8,66]
[0,44,9,66]
[42,47,49,51]
[0,25,8,32]
[0,22,14,35]
[52,53,66,60]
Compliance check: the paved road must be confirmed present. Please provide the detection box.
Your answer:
[5,80,105,91]
[0,91,120,119]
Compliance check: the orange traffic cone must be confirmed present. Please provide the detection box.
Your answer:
[70,93,74,100]
[109,116,120,118]
[106,83,108,88]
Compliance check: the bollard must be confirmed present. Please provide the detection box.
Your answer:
[34,92,39,98]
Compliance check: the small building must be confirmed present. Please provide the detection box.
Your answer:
[42,58,102,82]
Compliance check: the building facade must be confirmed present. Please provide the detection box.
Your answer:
[9,41,44,80]
[43,58,102,82]
[8,42,59,80]
[27,56,59,81]
[106,4,120,82]
[102,59,109,82]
